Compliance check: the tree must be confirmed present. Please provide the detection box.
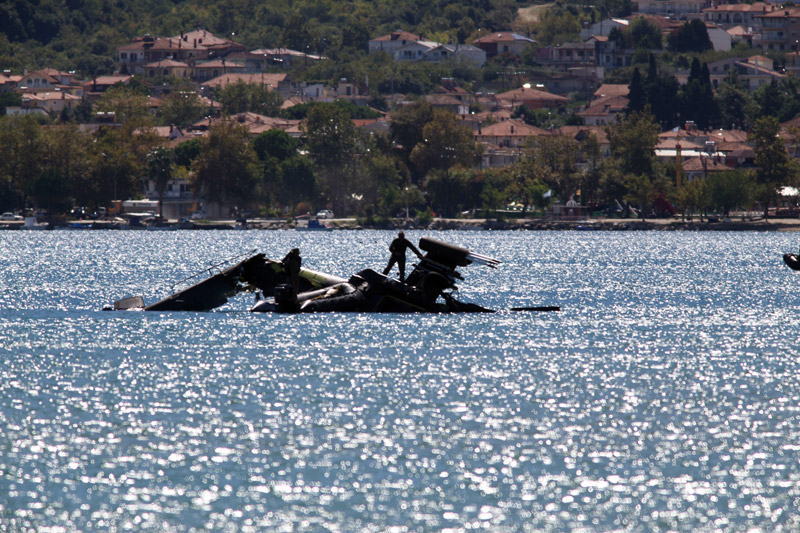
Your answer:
[629,17,663,49]
[624,173,657,220]
[519,134,581,204]
[580,133,603,206]
[424,167,482,218]
[409,109,482,181]
[627,67,646,113]
[643,54,680,129]
[253,129,298,162]
[0,92,21,116]
[160,89,206,128]
[147,147,173,218]
[755,79,782,119]
[714,70,756,130]
[668,19,712,53]
[192,121,260,214]
[173,139,203,168]
[217,81,283,116]
[675,177,710,221]
[40,125,93,212]
[532,8,582,46]
[390,100,435,181]
[751,115,798,219]
[303,103,363,214]
[680,58,717,129]
[605,109,661,178]
[706,170,756,217]
[95,85,151,125]
[0,115,44,210]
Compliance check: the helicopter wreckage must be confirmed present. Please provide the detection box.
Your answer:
[109,237,558,314]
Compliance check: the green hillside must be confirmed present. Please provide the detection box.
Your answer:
[0,0,526,75]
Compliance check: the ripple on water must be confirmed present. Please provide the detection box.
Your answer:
[2,230,800,530]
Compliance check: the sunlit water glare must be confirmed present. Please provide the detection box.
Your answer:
[2,230,800,531]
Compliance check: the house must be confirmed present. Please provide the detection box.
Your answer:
[192,59,247,81]
[634,0,705,17]
[472,32,535,59]
[434,78,472,102]
[0,71,23,92]
[186,113,301,139]
[702,2,769,29]
[578,95,628,126]
[546,41,597,69]
[332,78,369,106]
[785,51,800,77]
[727,25,756,47]
[15,69,80,92]
[463,108,514,129]
[493,86,570,110]
[705,22,733,51]
[424,94,470,116]
[676,56,785,90]
[354,117,391,136]
[591,36,634,70]
[755,6,800,51]
[249,48,325,69]
[116,30,246,78]
[422,44,486,67]
[368,31,422,55]
[20,91,82,115]
[141,59,191,79]
[475,119,550,168]
[593,84,629,99]
[83,75,136,101]
[580,18,630,40]
[681,156,735,180]
[200,73,292,97]
[554,125,611,158]
[393,40,440,61]
[656,126,753,168]
[475,119,549,149]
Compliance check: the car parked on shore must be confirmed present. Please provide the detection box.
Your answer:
[316,210,335,219]
[1,212,23,221]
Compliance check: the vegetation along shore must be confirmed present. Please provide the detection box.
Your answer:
[2,0,800,226]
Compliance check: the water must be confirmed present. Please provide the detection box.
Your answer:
[2,230,800,531]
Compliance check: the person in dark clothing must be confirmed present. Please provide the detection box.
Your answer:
[383,231,422,282]
[282,248,302,294]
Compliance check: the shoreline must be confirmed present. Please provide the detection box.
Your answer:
[4,217,800,231]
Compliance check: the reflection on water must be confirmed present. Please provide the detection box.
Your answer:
[1,230,800,530]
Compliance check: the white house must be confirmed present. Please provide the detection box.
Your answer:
[393,40,440,61]
[368,31,422,55]
[580,18,630,40]
[423,44,486,66]
[706,22,733,51]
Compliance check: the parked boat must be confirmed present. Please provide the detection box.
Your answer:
[296,218,332,231]
[20,217,49,230]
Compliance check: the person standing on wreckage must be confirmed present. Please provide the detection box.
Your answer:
[383,231,422,283]
[281,248,302,295]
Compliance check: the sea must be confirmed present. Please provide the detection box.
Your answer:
[1,229,799,532]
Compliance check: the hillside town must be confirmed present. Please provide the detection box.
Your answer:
[2,1,800,228]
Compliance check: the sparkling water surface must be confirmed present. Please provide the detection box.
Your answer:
[1,230,800,531]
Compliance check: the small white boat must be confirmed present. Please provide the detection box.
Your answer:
[20,217,48,230]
